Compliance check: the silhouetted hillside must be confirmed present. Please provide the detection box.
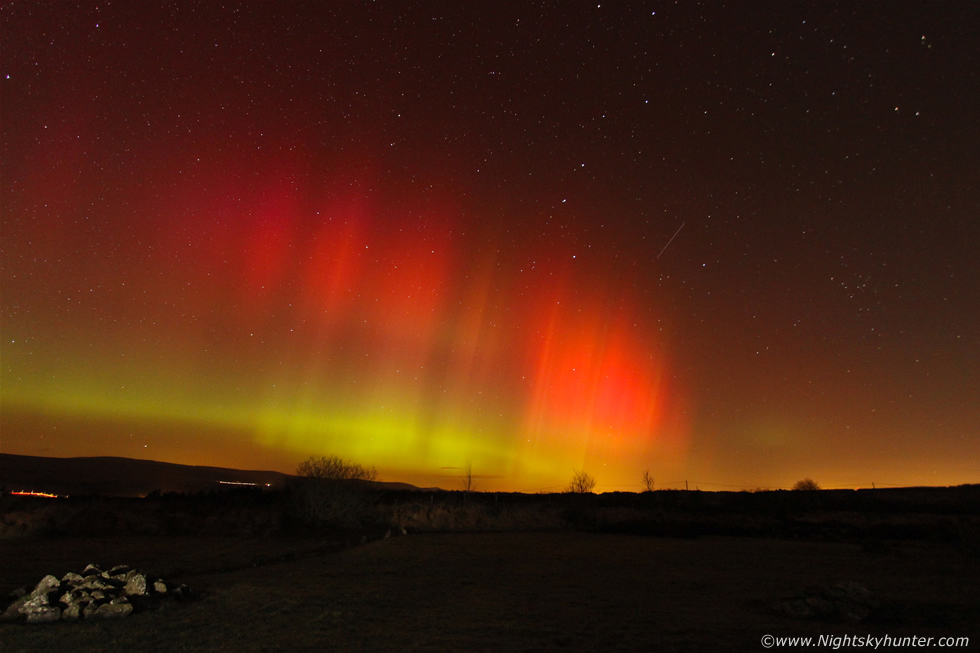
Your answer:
[0,454,438,497]
[0,454,294,497]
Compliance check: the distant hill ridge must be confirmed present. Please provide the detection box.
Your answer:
[0,454,432,497]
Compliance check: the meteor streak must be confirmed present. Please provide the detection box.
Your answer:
[656,222,685,259]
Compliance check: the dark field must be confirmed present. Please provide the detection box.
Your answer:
[2,529,978,652]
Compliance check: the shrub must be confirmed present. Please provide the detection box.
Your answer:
[292,455,380,530]
[566,470,597,494]
[792,478,821,491]
[296,455,377,482]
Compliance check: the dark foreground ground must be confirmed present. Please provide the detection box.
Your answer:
[1,531,977,652]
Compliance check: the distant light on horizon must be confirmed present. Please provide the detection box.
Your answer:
[9,490,60,499]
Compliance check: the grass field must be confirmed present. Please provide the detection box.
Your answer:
[2,531,977,652]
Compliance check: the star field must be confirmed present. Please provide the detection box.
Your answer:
[2,2,978,491]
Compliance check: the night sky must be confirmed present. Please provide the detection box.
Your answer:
[3,2,978,492]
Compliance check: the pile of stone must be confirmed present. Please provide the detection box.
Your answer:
[771,581,880,623]
[1,564,194,624]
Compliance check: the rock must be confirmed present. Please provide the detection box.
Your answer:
[776,598,814,619]
[836,581,879,608]
[77,575,113,591]
[5,564,193,625]
[0,595,31,623]
[103,575,127,588]
[93,602,133,618]
[804,596,837,617]
[123,570,148,596]
[19,592,60,625]
[32,575,61,597]
[22,593,52,611]
[25,606,61,624]
[774,581,879,624]
[62,603,83,621]
[838,601,871,623]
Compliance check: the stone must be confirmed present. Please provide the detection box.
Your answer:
[77,576,112,590]
[93,602,133,618]
[804,596,837,617]
[103,575,127,589]
[25,606,61,624]
[5,564,193,625]
[822,585,847,601]
[32,575,61,597]
[19,592,60,625]
[0,595,31,623]
[62,603,83,621]
[22,593,52,611]
[838,601,871,623]
[836,581,878,608]
[777,598,814,619]
[123,570,148,596]
[774,581,879,624]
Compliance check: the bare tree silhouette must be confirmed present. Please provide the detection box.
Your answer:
[461,463,476,493]
[566,470,597,493]
[641,469,654,492]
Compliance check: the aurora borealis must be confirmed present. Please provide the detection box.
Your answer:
[2,2,978,491]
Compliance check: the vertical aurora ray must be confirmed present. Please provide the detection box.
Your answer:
[512,261,690,487]
[4,2,978,494]
[2,149,690,491]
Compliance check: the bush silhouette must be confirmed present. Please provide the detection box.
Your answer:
[296,454,377,482]
[566,470,597,494]
[292,455,379,529]
[792,478,821,491]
